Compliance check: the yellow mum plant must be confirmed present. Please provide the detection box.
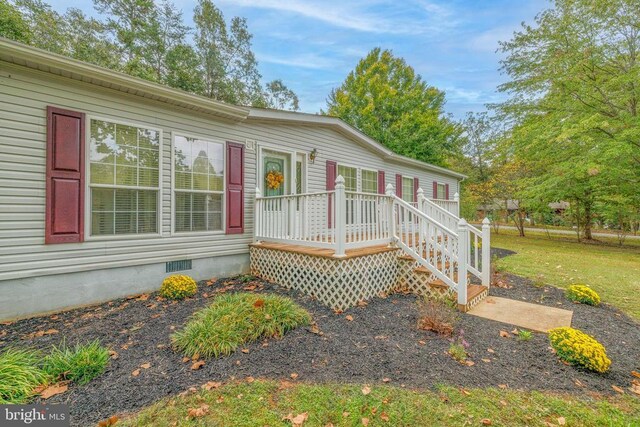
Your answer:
[160,275,197,300]
[566,284,600,306]
[548,327,611,373]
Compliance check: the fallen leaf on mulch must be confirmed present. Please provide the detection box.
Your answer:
[97,415,119,427]
[464,360,475,366]
[487,348,495,353]
[361,417,370,426]
[498,384,508,389]
[557,416,566,425]
[481,419,492,425]
[357,300,368,307]
[482,358,491,363]
[499,330,510,338]
[290,373,299,380]
[140,362,151,369]
[361,386,371,395]
[345,315,354,321]
[182,357,190,363]
[24,329,59,339]
[108,350,119,360]
[511,328,518,334]
[136,294,149,301]
[246,376,255,383]
[574,379,585,387]
[40,383,68,399]
[630,384,640,396]
[308,324,323,335]
[132,369,140,377]
[187,403,210,418]
[382,378,391,383]
[631,371,640,379]
[241,348,250,354]
[191,360,205,370]
[202,381,222,390]
[612,385,625,394]
[418,340,426,346]
[283,412,308,426]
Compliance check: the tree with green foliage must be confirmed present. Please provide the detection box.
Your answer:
[325,48,461,167]
[495,0,640,240]
[0,0,31,42]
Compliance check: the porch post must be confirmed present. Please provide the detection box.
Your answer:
[254,187,262,243]
[334,175,347,258]
[457,218,468,309]
[454,192,460,217]
[386,183,396,245]
[482,217,491,287]
[417,187,425,212]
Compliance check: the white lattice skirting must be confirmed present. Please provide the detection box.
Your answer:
[250,246,400,311]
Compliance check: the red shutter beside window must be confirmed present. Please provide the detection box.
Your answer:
[395,174,402,198]
[413,177,419,203]
[445,183,450,200]
[326,161,337,227]
[377,170,385,194]
[433,181,438,199]
[226,142,244,234]
[45,106,85,244]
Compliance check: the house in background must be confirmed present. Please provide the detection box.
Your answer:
[0,38,489,320]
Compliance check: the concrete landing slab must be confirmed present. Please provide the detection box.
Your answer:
[468,296,573,332]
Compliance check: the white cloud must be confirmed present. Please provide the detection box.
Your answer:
[258,52,346,70]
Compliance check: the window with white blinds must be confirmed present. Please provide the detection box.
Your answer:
[173,135,224,233]
[361,169,378,193]
[402,176,414,203]
[89,119,160,236]
[437,183,447,199]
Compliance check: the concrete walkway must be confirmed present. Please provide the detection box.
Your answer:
[468,296,573,332]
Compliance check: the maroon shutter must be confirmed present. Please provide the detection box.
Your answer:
[326,161,337,227]
[445,183,450,200]
[433,181,438,199]
[395,174,402,198]
[377,170,385,194]
[226,142,244,234]
[414,177,419,203]
[45,106,85,244]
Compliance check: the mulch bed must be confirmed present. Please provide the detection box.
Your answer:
[1,248,638,426]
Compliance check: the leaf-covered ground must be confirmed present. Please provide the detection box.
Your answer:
[1,266,638,426]
[117,379,640,427]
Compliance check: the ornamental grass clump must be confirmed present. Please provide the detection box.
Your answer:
[43,340,109,385]
[566,284,600,306]
[548,327,611,373]
[172,293,311,359]
[160,274,197,300]
[0,348,49,404]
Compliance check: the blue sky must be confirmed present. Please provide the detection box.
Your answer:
[50,0,549,119]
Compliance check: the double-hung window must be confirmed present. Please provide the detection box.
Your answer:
[173,135,224,232]
[89,118,160,236]
[402,176,414,204]
[361,169,378,194]
[337,165,358,192]
[436,183,447,199]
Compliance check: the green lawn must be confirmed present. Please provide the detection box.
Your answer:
[491,230,640,319]
[119,379,640,426]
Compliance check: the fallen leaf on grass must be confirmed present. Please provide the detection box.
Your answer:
[97,415,119,427]
[187,403,210,418]
[499,330,510,338]
[612,385,625,394]
[481,419,492,425]
[380,412,390,422]
[557,416,566,426]
[246,376,255,383]
[361,386,371,395]
[40,384,68,399]
[191,360,205,370]
[202,381,222,390]
[459,388,471,396]
[361,418,369,426]
[345,315,354,321]
[283,412,308,426]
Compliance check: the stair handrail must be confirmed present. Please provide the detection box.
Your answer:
[391,194,458,237]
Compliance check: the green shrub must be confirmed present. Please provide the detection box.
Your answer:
[160,274,197,300]
[172,293,311,358]
[43,340,109,385]
[517,330,533,341]
[0,348,49,404]
[548,327,611,373]
[566,284,600,306]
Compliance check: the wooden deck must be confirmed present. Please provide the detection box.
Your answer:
[249,241,399,259]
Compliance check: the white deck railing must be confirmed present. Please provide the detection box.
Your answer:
[254,176,490,306]
[431,194,460,217]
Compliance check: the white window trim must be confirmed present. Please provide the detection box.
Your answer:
[401,175,415,203]
[360,167,379,194]
[336,162,361,192]
[435,182,447,200]
[170,131,227,236]
[84,115,163,241]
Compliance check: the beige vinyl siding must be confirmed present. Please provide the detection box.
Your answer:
[0,61,460,282]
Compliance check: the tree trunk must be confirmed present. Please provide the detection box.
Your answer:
[583,201,593,240]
